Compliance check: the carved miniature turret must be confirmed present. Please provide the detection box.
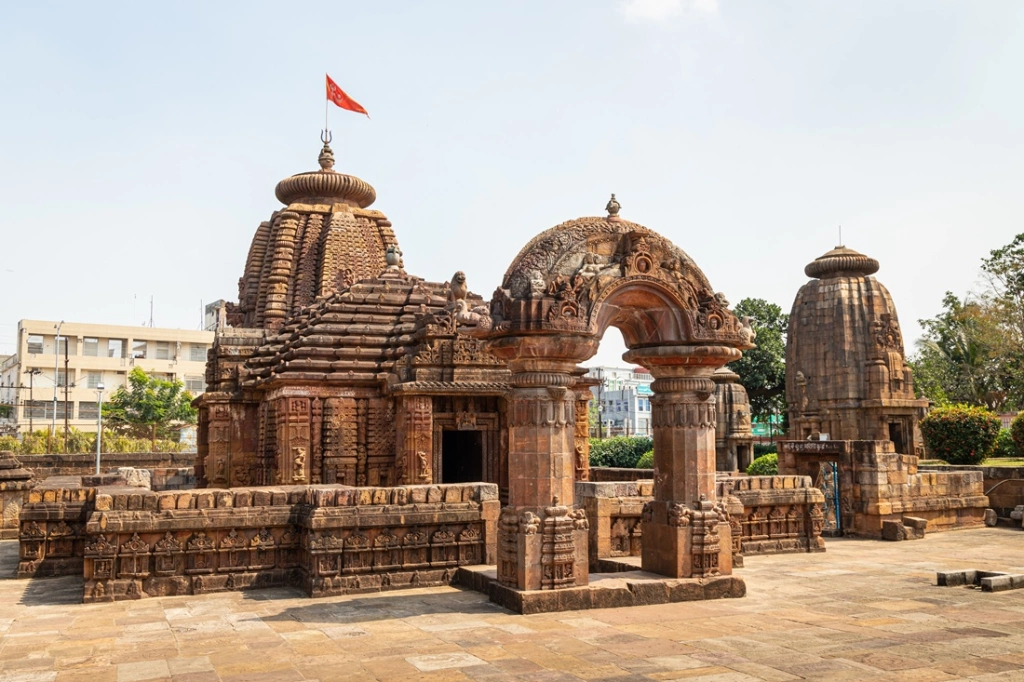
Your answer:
[786,245,928,454]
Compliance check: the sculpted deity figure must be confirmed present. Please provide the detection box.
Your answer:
[417,451,428,480]
[528,270,547,297]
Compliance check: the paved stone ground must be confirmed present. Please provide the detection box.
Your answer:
[2,529,1024,682]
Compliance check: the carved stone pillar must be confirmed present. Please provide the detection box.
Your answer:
[486,336,595,592]
[572,380,597,482]
[626,345,739,579]
[395,395,433,484]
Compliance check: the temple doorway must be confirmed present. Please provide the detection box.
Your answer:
[888,421,908,455]
[441,430,484,483]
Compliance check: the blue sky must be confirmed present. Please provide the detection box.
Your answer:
[1,1,1022,366]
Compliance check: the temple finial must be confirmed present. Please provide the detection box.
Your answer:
[318,130,335,171]
[605,193,621,218]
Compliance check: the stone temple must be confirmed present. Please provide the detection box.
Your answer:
[197,141,515,497]
[779,245,988,537]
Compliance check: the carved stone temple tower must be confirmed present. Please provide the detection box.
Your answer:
[196,141,511,491]
[785,246,928,454]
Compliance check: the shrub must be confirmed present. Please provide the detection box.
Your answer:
[0,435,20,452]
[636,450,654,469]
[589,436,653,468]
[992,428,1017,458]
[747,452,778,476]
[920,404,1000,466]
[1011,412,1024,457]
[753,443,777,458]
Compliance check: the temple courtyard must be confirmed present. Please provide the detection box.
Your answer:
[1,530,1022,682]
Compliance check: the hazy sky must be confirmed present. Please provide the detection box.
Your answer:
[2,1,1022,366]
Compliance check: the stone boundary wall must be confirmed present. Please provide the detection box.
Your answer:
[576,481,652,570]
[16,452,196,480]
[576,475,825,571]
[717,476,827,555]
[588,468,653,483]
[920,465,1024,517]
[18,480,499,603]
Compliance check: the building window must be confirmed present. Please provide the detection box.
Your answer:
[27,335,43,354]
[56,370,68,387]
[108,339,126,358]
[190,344,207,362]
[24,401,45,420]
[185,375,205,393]
[132,340,147,359]
[24,401,70,420]
[86,371,102,389]
[83,337,99,357]
[155,341,171,360]
[78,401,98,420]
[56,337,69,356]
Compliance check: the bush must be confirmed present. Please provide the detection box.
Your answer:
[992,428,1017,458]
[0,428,189,455]
[747,452,778,476]
[589,436,653,468]
[920,404,1001,465]
[1011,412,1024,457]
[636,450,654,469]
[753,443,777,458]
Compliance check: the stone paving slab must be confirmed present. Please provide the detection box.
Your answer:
[1,530,1024,681]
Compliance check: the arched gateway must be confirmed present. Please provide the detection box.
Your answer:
[473,200,756,590]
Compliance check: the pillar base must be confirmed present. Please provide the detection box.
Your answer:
[497,504,589,591]
[641,497,733,579]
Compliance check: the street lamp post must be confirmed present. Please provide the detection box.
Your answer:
[94,382,105,475]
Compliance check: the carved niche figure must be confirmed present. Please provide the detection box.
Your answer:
[417,451,428,481]
[456,410,477,430]
[292,447,307,483]
[795,371,809,413]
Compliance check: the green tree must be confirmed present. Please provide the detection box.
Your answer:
[911,293,1010,410]
[729,298,788,429]
[103,367,197,448]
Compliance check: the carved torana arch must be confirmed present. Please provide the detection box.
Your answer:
[473,204,755,591]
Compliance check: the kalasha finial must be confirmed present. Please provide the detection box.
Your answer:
[318,130,335,171]
[606,193,621,218]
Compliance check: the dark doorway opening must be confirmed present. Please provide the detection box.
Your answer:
[888,421,907,455]
[442,430,483,483]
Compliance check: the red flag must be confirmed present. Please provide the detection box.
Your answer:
[326,74,369,117]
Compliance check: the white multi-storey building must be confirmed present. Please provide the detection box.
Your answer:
[0,320,213,435]
[585,365,654,437]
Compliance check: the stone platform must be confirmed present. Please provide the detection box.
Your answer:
[3,529,1024,681]
[457,562,745,615]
